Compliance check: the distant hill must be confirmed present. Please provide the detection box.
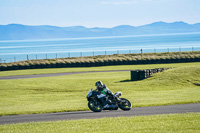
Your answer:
[0,21,200,40]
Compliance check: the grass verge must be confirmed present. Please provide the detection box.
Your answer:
[0,113,199,133]
[0,63,199,115]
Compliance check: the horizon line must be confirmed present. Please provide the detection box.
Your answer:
[1,21,200,28]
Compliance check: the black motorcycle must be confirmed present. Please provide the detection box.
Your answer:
[86,89,132,112]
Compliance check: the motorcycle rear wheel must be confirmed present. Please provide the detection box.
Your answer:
[118,98,132,111]
[88,100,103,112]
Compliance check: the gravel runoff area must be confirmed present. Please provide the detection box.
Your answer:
[0,103,199,125]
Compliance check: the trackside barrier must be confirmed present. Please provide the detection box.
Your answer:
[131,68,170,81]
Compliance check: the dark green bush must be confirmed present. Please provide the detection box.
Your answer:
[75,61,81,67]
[170,56,177,63]
[79,60,85,67]
[6,64,13,70]
[65,61,71,67]
[18,63,25,69]
[113,59,118,65]
[24,62,30,69]
[40,62,47,68]
[70,61,77,67]
[50,61,57,68]
[89,60,95,67]
[160,57,167,63]
[103,59,109,66]
[107,59,114,65]
[12,63,19,70]
[45,61,51,68]
[0,64,7,71]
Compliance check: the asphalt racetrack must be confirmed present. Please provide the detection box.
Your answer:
[0,70,130,80]
[0,103,199,125]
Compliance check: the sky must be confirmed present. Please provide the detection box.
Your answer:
[0,0,200,28]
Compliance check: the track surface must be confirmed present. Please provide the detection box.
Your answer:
[0,103,199,125]
[0,70,130,80]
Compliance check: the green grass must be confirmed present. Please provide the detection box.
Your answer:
[0,62,199,77]
[0,63,199,115]
[0,113,199,133]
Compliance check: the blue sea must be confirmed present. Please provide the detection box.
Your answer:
[0,32,200,63]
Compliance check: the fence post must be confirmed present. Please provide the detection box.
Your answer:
[14,56,16,62]
[140,49,143,58]
[36,54,37,60]
[46,54,47,59]
[68,52,70,58]
[56,53,57,59]
[27,55,29,60]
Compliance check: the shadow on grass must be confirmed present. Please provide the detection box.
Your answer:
[193,82,200,86]
[118,79,133,83]
[118,75,156,83]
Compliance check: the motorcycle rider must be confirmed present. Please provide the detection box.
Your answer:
[95,81,120,108]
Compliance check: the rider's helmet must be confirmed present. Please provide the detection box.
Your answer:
[95,81,103,90]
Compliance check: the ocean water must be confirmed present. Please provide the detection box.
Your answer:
[0,32,200,63]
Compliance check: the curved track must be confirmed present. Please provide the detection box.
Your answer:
[0,70,130,80]
[0,103,199,125]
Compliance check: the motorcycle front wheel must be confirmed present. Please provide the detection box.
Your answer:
[118,98,132,111]
[88,100,103,112]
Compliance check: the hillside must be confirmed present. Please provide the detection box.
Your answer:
[0,21,200,40]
